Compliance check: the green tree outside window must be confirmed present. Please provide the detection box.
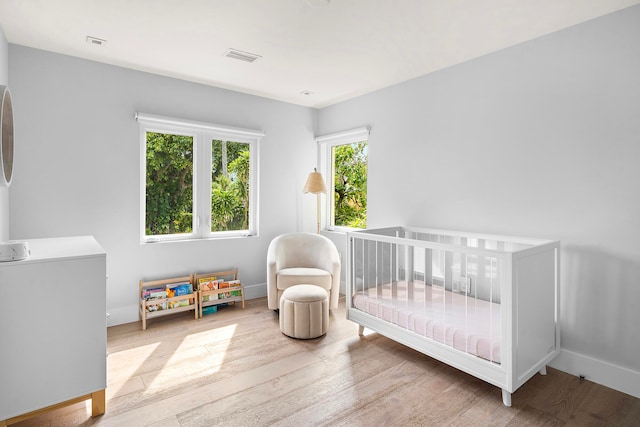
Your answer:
[211,140,251,232]
[333,142,367,228]
[145,132,193,235]
[145,134,251,236]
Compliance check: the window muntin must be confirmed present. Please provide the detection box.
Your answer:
[138,113,263,242]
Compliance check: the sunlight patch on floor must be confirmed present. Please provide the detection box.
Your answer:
[143,324,237,392]
[361,327,377,337]
[181,323,239,347]
[107,341,162,396]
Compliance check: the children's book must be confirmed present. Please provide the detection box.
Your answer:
[143,287,166,299]
[219,282,231,298]
[198,276,219,301]
[228,280,242,297]
[168,283,193,296]
[145,290,167,312]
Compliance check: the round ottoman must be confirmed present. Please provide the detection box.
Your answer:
[279,284,329,339]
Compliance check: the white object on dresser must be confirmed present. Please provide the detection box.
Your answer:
[0,236,107,424]
[0,241,30,261]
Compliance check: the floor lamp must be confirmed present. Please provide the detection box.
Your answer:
[303,168,327,234]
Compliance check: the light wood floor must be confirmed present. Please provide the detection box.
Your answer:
[13,297,640,427]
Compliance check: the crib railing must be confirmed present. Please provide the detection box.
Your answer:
[346,226,560,406]
[348,227,512,364]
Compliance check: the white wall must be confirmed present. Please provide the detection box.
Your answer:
[0,24,9,241]
[8,46,319,325]
[318,5,640,397]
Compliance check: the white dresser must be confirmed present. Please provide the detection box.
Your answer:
[0,236,106,424]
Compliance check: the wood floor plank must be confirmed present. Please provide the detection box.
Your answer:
[146,416,182,427]
[279,363,426,426]
[569,381,640,425]
[525,368,594,422]
[106,375,145,400]
[621,401,640,427]
[98,351,322,426]
[504,405,565,426]
[326,365,453,426]
[9,297,639,427]
[177,344,391,426]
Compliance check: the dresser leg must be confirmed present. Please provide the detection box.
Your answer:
[91,389,106,417]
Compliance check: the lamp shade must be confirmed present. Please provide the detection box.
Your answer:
[303,168,327,194]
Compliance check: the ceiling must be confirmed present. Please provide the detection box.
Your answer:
[1,0,639,109]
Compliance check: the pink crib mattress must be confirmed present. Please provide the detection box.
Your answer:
[352,281,502,363]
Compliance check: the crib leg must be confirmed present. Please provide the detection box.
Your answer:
[539,365,547,375]
[358,324,365,336]
[501,389,512,407]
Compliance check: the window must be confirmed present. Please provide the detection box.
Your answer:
[144,131,194,236]
[317,127,369,230]
[137,113,264,242]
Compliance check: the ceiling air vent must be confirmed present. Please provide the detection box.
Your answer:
[225,48,262,63]
[86,36,107,46]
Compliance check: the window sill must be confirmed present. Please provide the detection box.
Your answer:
[141,234,257,245]
[322,227,364,236]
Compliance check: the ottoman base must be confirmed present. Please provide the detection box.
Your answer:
[279,284,329,339]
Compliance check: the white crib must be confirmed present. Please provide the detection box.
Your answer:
[346,226,560,406]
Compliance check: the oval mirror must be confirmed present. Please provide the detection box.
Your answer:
[1,85,14,187]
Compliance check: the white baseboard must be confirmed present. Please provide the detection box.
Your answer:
[549,349,640,399]
[106,303,139,327]
[244,282,267,299]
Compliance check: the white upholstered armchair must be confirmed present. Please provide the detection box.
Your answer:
[267,232,341,310]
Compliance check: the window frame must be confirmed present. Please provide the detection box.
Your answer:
[137,113,264,243]
[316,127,369,232]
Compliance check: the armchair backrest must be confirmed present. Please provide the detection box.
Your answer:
[269,232,339,272]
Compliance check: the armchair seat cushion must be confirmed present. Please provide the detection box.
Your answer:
[277,268,331,290]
